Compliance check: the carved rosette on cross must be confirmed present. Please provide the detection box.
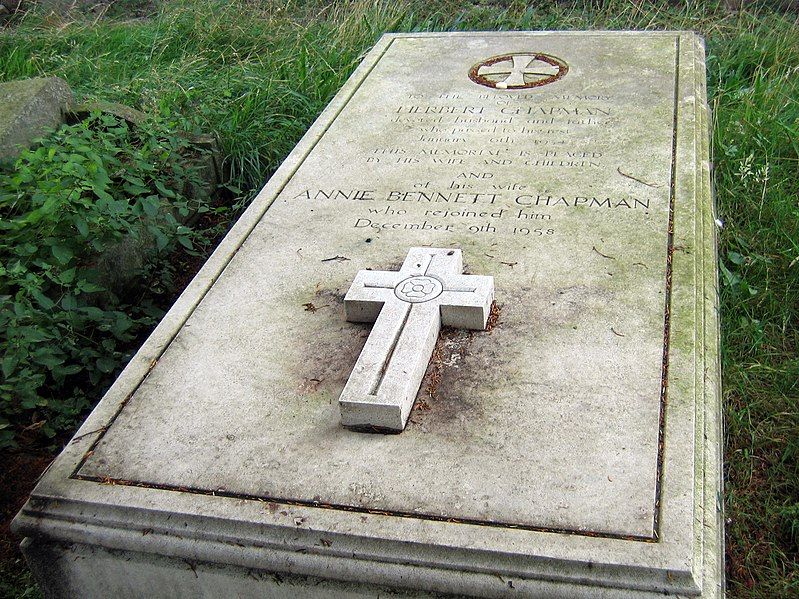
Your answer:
[339,247,494,432]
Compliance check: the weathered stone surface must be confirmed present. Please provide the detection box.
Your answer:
[0,76,72,162]
[14,32,722,598]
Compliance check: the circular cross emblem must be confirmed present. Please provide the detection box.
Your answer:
[469,53,568,90]
[394,276,444,303]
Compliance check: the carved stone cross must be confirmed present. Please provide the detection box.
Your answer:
[339,247,494,432]
[478,55,560,89]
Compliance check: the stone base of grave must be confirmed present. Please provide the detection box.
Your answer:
[20,519,720,599]
[21,539,433,599]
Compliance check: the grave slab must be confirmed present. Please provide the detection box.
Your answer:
[14,31,722,598]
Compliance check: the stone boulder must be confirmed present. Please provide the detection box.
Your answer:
[0,76,72,163]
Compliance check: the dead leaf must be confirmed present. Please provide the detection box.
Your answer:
[592,246,615,259]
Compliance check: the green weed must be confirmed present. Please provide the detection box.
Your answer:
[0,113,212,448]
[0,558,41,599]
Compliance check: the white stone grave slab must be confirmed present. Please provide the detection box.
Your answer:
[14,31,722,598]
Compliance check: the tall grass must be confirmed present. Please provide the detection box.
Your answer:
[1,1,797,596]
[710,13,799,595]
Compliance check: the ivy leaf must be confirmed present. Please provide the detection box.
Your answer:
[51,244,74,264]
[96,356,116,373]
[31,290,55,310]
[33,348,65,369]
[93,186,114,203]
[59,268,77,285]
[720,262,742,288]
[123,183,150,197]
[19,326,50,342]
[125,175,148,187]
[154,180,176,198]
[55,364,83,376]
[142,195,160,218]
[74,217,90,237]
[728,251,745,265]
[152,228,169,251]
[109,314,134,338]
[79,306,105,320]
[61,294,78,311]
[2,354,18,378]
[75,280,105,293]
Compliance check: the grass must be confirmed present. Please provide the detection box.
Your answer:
[711,13,799,592]
[0,560,39,599]
[1,0,797,596]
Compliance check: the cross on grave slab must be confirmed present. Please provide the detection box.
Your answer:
[339,247,494,432]
[478,55,560,88]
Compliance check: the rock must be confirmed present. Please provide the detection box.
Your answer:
[0,77,73,163]
[183,134,224,209]
[0,0,22,19]
[65,100,149,128]
[92,228,155,304]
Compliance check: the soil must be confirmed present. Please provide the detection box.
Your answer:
[2,0,159,26]
[32,0,156,19]
[0,451,54,560]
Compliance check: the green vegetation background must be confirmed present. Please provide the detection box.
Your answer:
[1,1,797,597]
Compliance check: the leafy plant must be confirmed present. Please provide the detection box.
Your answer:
[0,113,211,448]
